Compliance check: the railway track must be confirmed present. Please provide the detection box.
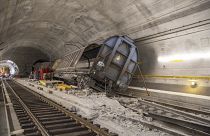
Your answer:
[145,99,210,116]
[3,80,116,136]
[118,97,210,136]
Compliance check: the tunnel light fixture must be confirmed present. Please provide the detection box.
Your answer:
[0,60,19,77]
[158,52,210,63]
[189,79,198,88]
[191,81,196,86]
[7,60,14,64]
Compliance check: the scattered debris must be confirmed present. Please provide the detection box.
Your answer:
[18,79,172,136]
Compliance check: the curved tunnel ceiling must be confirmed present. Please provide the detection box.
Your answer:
[0,0,209,60]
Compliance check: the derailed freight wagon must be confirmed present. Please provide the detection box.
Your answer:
[54,36,139,92]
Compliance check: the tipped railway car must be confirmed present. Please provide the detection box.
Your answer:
[54,36,139,92]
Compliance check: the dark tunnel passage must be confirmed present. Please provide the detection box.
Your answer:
[1,47,50,76]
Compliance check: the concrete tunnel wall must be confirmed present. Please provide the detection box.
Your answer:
[130,1,210,95]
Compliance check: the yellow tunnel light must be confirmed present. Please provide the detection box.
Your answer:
[188,79,198,88]
[158,51,210,63]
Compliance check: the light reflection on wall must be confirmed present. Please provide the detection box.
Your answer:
[183,84,203,95]
[158,52,210,63]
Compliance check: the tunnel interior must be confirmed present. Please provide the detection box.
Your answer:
[0,0,209,94]
[1,47,49,76]
[1,1,210,136]
[0,60,19,77]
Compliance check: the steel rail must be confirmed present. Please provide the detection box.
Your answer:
[13,80,112,136]
[145,112,210,135]
[120,101,210,136]
[137,99,210,125]
[116,88,210,116]
[4,80,50,136]
[145,99,210,116]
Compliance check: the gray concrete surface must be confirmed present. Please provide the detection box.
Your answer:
[0,87,9,136]
[0,105,9,136]
[3,84,24,136]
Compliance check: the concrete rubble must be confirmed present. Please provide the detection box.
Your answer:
[16,79,171,136]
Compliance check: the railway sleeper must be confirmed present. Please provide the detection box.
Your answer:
[14,109,26,113]
[45,122,80,129]
[15,111,26,114]
[39,115,69,121]
[41,119,74,125]
[13,105,22,109]
[148,113,210,135]
[48,126,88,135]
[18,116,30,120]
[24,131,42,136]
[14,109,25,112]
[28,103,49,106]
[36,112,65,118]
[32,109,59,114]
[54,130,96,136]
[30,107,56,111]
[25,101,43,104]
[28,105,50,108]
[29,107,55,111]
[21,122,36,129]
[19,119,33,124]
[19,117,31,122]
[24,127,39,133]
[16,113,28,118]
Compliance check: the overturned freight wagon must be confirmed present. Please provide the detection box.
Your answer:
[54,36,139,92]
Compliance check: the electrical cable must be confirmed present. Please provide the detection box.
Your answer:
[137,64,150,96]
